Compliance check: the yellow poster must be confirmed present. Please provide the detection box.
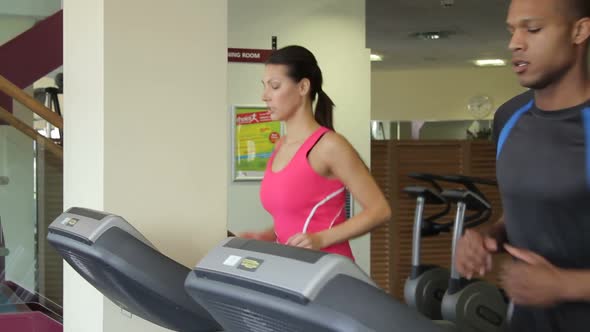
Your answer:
[233,106,282,180]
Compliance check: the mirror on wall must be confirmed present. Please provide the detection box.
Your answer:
[371,119,493,141]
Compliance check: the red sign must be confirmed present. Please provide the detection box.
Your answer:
[235,110,272,125]
[228,48,273,63]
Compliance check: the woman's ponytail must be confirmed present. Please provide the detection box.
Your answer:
[315,90,335,131]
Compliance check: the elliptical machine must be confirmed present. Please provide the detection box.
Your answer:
[439,175,508,332]
[404,173,496,322]
[403,173,452,320]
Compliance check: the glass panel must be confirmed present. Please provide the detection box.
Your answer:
[0,94,63,325]
[0,118,36,295]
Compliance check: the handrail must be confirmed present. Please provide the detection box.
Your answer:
[0,74,63,130]
[0,106,63,159]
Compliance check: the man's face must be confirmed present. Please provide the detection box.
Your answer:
[507,0,577,89]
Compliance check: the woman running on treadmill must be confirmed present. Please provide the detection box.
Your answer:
[240,45,391,260]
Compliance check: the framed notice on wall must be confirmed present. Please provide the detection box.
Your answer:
[232,105,283,181]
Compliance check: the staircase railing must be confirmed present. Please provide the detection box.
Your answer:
[0,74,63,158]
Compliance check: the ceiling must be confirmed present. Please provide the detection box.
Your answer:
[367,0,512,69]
[0,1,512,71]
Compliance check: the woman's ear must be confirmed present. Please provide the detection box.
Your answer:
[299,78,311,96]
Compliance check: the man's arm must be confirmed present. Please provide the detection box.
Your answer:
[562,270,590,302]
[502,245,590,306]
[456,214,507,278]
[485,214,507,250]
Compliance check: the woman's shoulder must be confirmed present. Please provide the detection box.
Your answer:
[315,130,356,156]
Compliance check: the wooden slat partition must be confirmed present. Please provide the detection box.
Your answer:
[370,140,504,300]
[370,140,393,292]
[36,145,64,306]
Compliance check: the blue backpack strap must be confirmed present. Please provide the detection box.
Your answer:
[496,100,534,159]
[583,107,590,188]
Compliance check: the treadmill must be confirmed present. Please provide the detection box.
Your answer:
[47,207,221,332]
[185,237,447,332]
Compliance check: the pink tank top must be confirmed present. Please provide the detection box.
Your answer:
[260,126,354,260]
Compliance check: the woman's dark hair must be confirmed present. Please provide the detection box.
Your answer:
[564,0,590,19]
[574,0,590,18]
[266,45,335,130]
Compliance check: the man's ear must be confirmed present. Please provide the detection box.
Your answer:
[573,17,590,45]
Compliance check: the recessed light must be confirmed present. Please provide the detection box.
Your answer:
[370,54,383,62]
[410,31,455,40]
[474,59,506,67]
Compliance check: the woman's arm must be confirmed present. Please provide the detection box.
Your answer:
[240,227,276,242]
[288,132,391,249]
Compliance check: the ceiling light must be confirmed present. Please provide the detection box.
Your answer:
[410,30,455,40]
[370,54,383,62]
[474,59,506,67]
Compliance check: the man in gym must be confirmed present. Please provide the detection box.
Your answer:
[455,0,590,330]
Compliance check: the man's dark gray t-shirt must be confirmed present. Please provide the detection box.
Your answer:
[494,90,590,331]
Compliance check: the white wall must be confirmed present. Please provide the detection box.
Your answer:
[372,66,527,121]
[0,0,61,18]
[0,16,37,45]
[0,0,61,46]
[64,1,228,331]
[227,0,372,272]
[102,0,227,270]
[0,95,35,291]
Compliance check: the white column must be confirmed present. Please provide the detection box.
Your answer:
[63,1,228,331]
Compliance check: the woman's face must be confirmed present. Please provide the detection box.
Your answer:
[261,64,308,121]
